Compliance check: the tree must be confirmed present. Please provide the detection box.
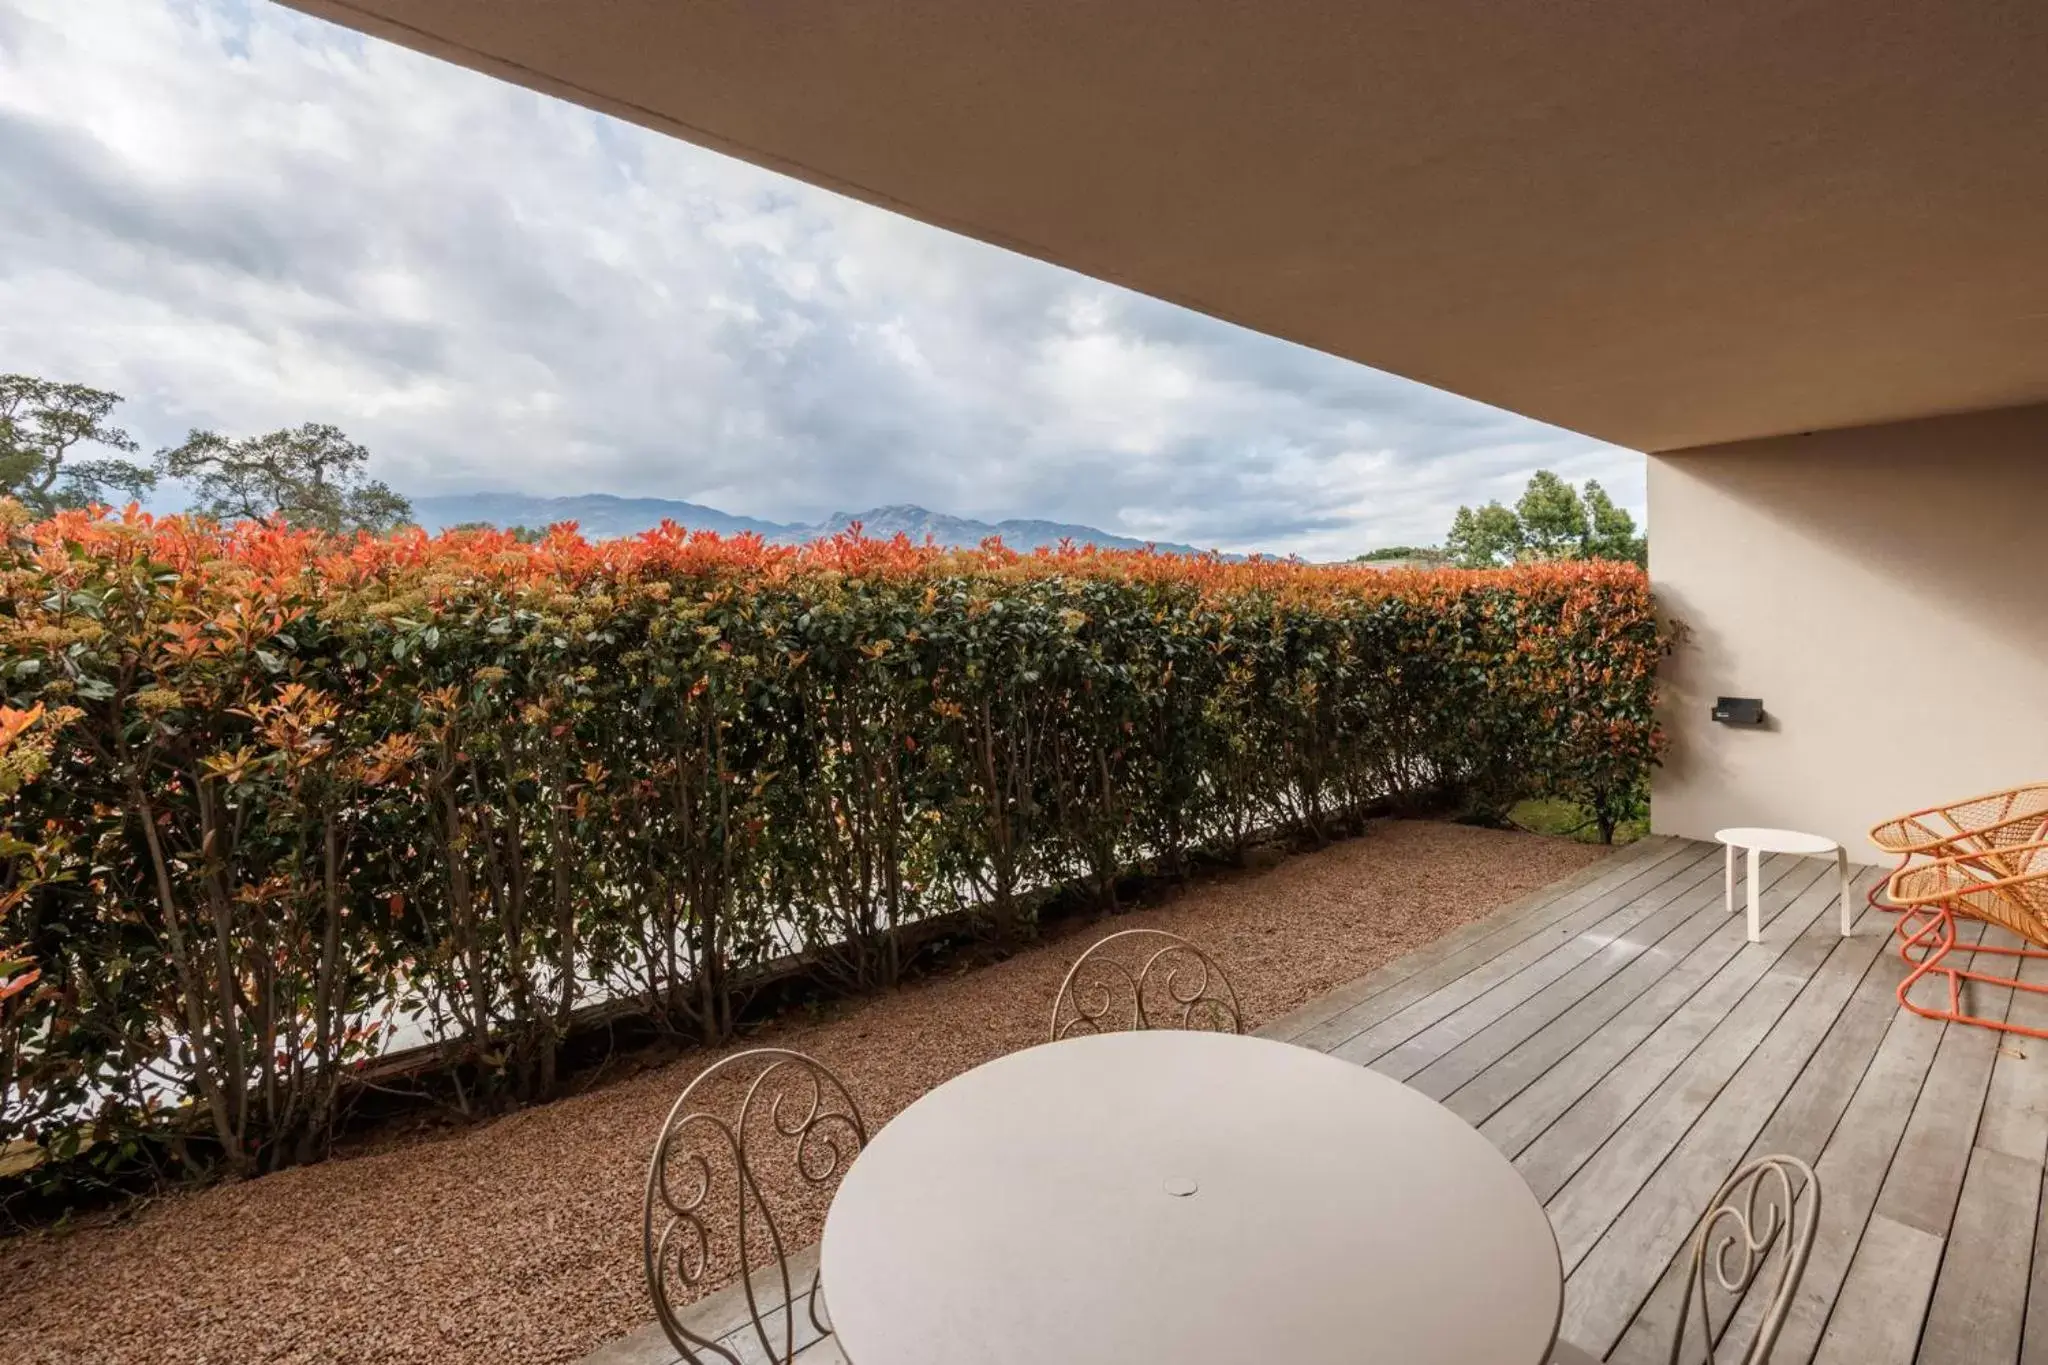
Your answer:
[450,521,545,544]
[1353,545,1447,564]
[1515,470,1589,559]
[1445,502,1524,568]
[0,374,157,514]
[1582,480,1647,567]
[1445,470,1648,567]
[159,422,412,534]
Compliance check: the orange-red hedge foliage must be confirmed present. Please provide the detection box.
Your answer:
[0,506,1667,1180]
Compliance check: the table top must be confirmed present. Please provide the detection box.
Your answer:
[820,1030,1562,1365]
[1715,826,1841,855]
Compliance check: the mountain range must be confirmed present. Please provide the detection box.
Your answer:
[409,492,1214,556]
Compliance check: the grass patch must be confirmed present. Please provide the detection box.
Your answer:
[1509,796,1649,845]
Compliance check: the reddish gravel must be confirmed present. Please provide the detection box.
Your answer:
[6,820,1606,1365]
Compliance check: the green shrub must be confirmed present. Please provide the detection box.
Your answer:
[0,506,1669,1183]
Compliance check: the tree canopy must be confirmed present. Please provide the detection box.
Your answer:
[1445,502,1525,568]
[1445,471,1646,568]
[1351,544,1448,564]
[4,373,413,534]
[0,375,157,515]
[451,521,545,543]
[158,422,412,535]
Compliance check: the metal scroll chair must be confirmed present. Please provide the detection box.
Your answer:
[1049,928,1243,1042]
[643,1048,868,1364]
[1552,1155,1819,1365]
[1886,838,2048,1038]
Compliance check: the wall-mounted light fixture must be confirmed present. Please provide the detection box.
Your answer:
[1712,696,1766,726]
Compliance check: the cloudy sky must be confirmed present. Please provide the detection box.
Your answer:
[0,0,1643,558]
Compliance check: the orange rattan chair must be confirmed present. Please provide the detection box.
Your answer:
[1885,838,2048,1038]
[1868,783,2048,884]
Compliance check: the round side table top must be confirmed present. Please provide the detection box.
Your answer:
[1715,826,1841,856]
[820,1029,1562,1365]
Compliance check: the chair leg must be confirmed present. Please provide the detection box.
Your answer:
[1869,853,1910,916]
[1838,847,1853,937]
[1896,905,1959,1019]
[1895,903,2048,1039]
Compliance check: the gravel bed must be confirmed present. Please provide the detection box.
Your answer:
[5,819,1607,1365]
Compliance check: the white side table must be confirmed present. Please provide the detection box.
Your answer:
[1715,827,1852,942]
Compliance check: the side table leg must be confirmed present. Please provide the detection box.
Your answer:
[1747,846,1762,943]
[1726,844,1736,920]
[1838,846,1853,937]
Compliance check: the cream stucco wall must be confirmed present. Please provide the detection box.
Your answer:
[1649,403,2048,857]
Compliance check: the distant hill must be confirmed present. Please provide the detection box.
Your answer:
[409,493,786,541]
[410,492,1214,556]
[802,504,1211,555]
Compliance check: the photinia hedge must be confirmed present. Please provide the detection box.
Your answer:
[0,504,1668,1182]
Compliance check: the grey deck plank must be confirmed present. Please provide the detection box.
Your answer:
[1754,925,1979,1365]
[1409,853,1811,1101]
[1463,858,1822,1147]
[1919,1147,2039,1365]
[1813,1214,1948,1365]
[1497,860,1834,1188]
[1259,835,1678,1043]
[1542,867,1872,1275]
[1813,930,2016,1362]
[1970,945,2048,1165]
[1916,946,2048,1365]
[1876,934,2016,1239]
[2025,1164,2048,1365]
[1292,840,1716,1053]
[1324,845,1728,1066]
[1365,850,1734,1080]
[1606,877,1901,1364]
[1556,872,1889,1354]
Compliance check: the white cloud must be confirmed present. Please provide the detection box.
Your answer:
[0,0,1645,557]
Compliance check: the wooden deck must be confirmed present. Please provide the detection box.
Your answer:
[595,833,2048,1365]
[1263,834,2048,1365]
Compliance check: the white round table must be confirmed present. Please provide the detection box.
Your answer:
[821,1030,1561,1365]
[1715,827,1853,942]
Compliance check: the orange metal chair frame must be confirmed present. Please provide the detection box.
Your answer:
[1885,838,2048,1039]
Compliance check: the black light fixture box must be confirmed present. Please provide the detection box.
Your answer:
[1712,697,1766,726]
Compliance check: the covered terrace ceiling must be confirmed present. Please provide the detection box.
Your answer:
[281,0,2048,452]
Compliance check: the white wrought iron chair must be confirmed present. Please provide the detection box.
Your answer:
[1551,1155,1818,1365]
[1048,928,1243,1042]
[643,1048,868,1364]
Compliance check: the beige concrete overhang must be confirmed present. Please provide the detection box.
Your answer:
[281,0,2048,452]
